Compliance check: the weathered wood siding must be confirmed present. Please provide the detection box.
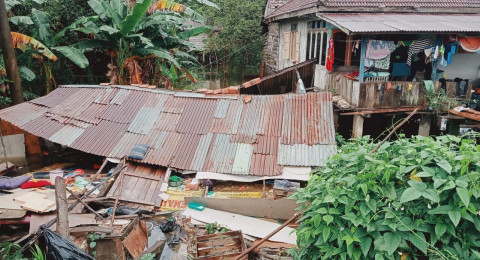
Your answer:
[316,71,429,109]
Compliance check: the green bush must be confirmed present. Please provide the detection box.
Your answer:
[291,135,480,259]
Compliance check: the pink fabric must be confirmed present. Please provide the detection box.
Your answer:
[366,40,390,60]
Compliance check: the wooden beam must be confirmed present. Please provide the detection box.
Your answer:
[91,159,108,182]
[449,109,480,122]
[341,107,421,115]
[370,108,419,154]
[358,36,367,83]
[55,177,69,238]
[66,188,106,221]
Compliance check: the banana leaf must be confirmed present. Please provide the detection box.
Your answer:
[31,9,52,45]
[53,46,89,68]
[120,0,152,36]
[11,32,57,61]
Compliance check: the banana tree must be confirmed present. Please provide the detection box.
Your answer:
[71,0,212,86]
[6,0,90,92]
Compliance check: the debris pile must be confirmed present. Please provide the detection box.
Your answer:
[0,157,300,259]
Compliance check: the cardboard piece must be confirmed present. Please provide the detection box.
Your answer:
[14,192,48,204]
[183,208,297,244]
[21,198,55,213]
[29,213,98,233]
[185,197,298,220]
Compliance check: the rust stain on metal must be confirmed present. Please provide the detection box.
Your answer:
[0,85,336,176]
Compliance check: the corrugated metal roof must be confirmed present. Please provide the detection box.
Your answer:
[265,0,480,20]
[319,13,480,34]
[0,85,336,176]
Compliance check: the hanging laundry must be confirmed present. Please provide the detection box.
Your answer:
[433,46,439,60]
[406,39,432,66]
[326,36,334,72]
[366,40,392,60]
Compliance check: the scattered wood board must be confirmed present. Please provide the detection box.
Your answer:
[0,209,26,219]
[122,220,148,259]
[14,192,48,204]
[21,198,55,213]
[183,208,297,244]
[29,213,97,233]
[197,230,247,260]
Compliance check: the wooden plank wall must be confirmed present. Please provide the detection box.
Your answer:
[0,120,41,155]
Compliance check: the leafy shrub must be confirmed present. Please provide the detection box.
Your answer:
[291,135,480,259]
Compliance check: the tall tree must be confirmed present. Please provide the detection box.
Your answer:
[0,0,23,104]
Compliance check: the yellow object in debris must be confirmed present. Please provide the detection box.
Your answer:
[407,83,413,91]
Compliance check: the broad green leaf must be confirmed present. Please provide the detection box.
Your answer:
[312,215,321,227]
[435,223,446,237]
[323,195,336,203]
[456,187,470,207]
[31,9,51,45]
[19,66,36,81]
[422,189,439,203]
[316,208,327,214]
[471,249,480,259]
[360,236,372,257]
[99,25,119,35]
[120,0,152,35]
[9,16,33,25]
[179,25,210,39]
[408,180,427,191]
[134,48,180,68]
[6,0,20,11]
[322,227,330,242]
[88,0,107,19]
[383,232,401,256]
[408,232,427,254]
[437,159,452,174]
[342,235,354,246]
[100,0,123,29]
[448,210,461,227]
[323,215,333,225]
[400,187,422,203]
[74,27,100,35]
[53,16,99,45]
[170,65,178,82]
[52,46,89,68]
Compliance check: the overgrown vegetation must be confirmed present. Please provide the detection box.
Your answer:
[187,0,266,75]
[291,134,480,259]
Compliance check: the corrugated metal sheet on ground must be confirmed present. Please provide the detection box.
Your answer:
[0,85,336,176]
[319,13,480,34]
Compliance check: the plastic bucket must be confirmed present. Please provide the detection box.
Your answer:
[49,170,64,184]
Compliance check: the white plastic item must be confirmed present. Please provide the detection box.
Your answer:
[49,170,64,184]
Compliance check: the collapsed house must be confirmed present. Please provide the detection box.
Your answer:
[0,85,336,205]
[256,0,480,136]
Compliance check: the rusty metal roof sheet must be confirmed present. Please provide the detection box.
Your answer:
[318,13,480,34]
[265,0,480,21]
[0,85,335,176]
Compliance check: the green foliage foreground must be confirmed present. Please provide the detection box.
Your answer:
[291,135,480,260]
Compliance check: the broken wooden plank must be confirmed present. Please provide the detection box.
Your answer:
[121,220,148,259]
[197,230,246,260]
[70,226,113,233]
[341,106,421,115]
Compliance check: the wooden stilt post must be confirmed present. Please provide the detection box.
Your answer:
[352,115,364,138]
[55,177,69,238]
[418,115,431,136]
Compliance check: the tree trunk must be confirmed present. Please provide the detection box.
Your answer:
[0,0,23,105]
